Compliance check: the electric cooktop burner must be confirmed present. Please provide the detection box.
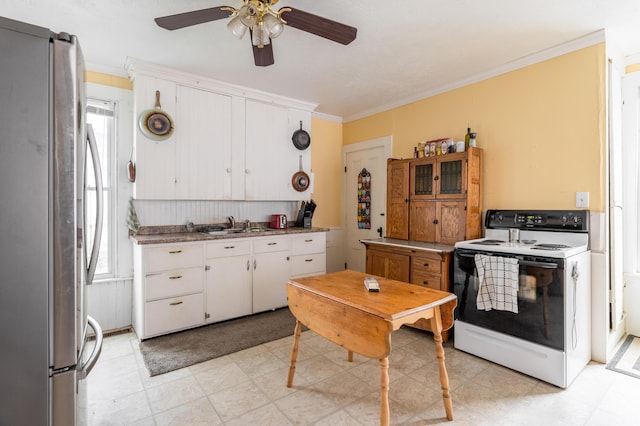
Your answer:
[532,243,571,251]
[470,239,505,245]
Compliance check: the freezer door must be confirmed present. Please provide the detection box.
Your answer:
[52,33,85,370]
[0,16,51,426]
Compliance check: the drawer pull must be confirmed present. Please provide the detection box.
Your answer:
[169,250,183,254]
[169,301,183,306]
[423,263,429,267]
[305,239,313,242]
[268,242,277,246]
[224,245,235,249]
[423,281,429,285]
[169,275,183,280]
[305,259,313,262]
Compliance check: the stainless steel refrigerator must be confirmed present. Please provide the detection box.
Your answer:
[0,16,104,425]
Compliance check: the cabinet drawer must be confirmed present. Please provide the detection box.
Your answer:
[144,293,204,337]
[253,237,290,253]
[206,239,251,258]
[411,271,442,290]
[291,233,326,255]
[411,254,442,275]
[144,244,203,273]
[145,267,204,301]
[290,253,326,277]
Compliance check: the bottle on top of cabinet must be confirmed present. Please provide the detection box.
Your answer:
[464,127,472,150]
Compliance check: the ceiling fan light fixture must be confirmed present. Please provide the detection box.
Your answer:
[227,15,248,39]
[262,13,284,38]
[251,22,270,48]
[238,4,258,27]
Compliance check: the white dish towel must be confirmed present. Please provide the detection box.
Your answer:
[474,254,519,313]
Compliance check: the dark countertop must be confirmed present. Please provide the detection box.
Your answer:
[360,237,454,253]
[131,227,329,245]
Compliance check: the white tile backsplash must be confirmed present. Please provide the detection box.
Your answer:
[133,200,300,227]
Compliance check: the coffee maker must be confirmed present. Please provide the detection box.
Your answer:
[295,199,316,228]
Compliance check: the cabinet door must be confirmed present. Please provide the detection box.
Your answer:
[245,100,293,200]
[436,153,467,199]
[386,159,409,239]
[437,200,467,244]
[409,200,437,242]
[252,251,290,313]
[206,255,252,323]
[175,85,233,199]
[409,157,436,200]
[366,249,410,282]
[133,77,177,199]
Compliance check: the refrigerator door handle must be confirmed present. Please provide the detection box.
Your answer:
[78,315,103,380]
[86,124,103,284]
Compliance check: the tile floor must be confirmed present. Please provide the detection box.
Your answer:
[84,327,640,425]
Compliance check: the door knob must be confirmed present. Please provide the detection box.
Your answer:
[377,227,383,237]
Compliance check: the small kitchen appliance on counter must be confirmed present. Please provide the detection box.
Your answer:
[270,214,288,229]
[452,209,591,388]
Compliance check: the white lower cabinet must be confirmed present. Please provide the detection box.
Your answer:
[205,240,252,323]
[133,232,326,340]
[144,293,205,337]
[133,242,205,340]
[252,236,291,313]
[290,233,327,278]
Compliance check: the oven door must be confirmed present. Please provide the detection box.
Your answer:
[453,248,566,350]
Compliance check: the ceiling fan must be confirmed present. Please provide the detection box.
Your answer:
[154,0,357,67]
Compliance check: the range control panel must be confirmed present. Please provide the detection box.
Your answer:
[485,210,589,232]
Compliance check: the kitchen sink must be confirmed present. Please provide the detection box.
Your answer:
[199,226,277,236]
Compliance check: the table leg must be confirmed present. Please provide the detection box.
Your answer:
[348,350,354,362]
[430,306,453,421]
[380,356,390,426]
[287,320,303,388]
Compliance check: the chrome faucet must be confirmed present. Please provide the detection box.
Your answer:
[227,216,235,228]
[244,219,251,230]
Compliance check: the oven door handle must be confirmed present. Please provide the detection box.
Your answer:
[457,252,559,269]
[519,260,559,269]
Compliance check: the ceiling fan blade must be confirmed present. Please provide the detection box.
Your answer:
[251,38,275,67]
[280,8,357,45]
[155,7,232,30]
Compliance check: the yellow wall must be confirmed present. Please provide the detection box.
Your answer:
[310,118,343,227]
[87,44,608,224]
[86,71,132,90]
[343,43,607,213]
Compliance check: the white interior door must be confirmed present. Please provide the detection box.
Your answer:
[343,137,392,272]
[622,70,640,336]
[609,60,624,334]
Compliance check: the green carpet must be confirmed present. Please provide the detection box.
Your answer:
[139,307,302,376]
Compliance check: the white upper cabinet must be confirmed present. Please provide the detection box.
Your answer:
[128,59,316,201]
[175,85,233,200]
[245,100,312,200]
[132,77,177,200]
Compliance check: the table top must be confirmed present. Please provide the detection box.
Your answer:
[287,270,457,323]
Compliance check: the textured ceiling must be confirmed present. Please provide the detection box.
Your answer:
[2,0,640,120]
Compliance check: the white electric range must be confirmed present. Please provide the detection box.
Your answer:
[452,209,591,388]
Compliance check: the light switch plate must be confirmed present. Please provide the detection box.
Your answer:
[576,192,589,208]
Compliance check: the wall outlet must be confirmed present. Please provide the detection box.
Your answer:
[576,192,589,208]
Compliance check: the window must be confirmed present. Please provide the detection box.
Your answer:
[86,99,116,278]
